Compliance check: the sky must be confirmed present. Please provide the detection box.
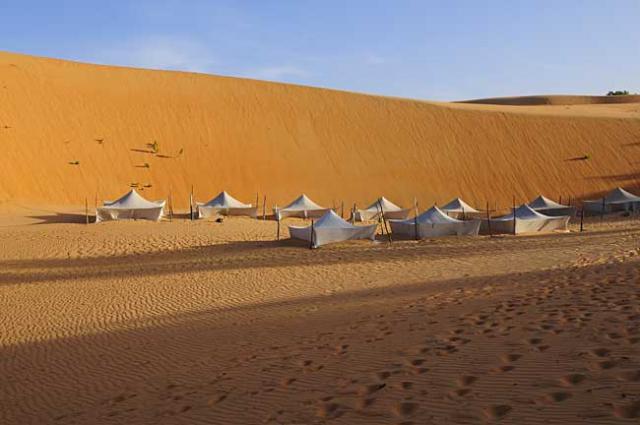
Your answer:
[1,1,639,100]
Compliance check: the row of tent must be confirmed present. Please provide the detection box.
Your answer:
[95,187,640,248]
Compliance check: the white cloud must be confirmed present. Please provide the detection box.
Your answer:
[90,36,216,74]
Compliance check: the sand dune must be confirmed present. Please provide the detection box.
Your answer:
[1,51,640,211]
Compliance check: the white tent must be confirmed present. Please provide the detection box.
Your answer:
[389,205,481,238]
[482,204,569,234]
[197,191,257,218]
[528,195,576,217]
[353,197,410,221]
[583,187,640,214]
[274,194,329,220]
[440,197,482,219]
[96,189,165,223]
[288,210,377,248]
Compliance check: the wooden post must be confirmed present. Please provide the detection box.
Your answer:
[351,203,357,224]
[600,196,606,221]
[276,218,280,240]
[189,185,194,220]
[486,201,492,237]
[255,193,259,211]
[378,199,392,243]
[413,197,419,240]
[85,197,89,225]
[512,196,516,235]
[340,201,344,219]
[559,195,562,205]
[262,195,267,220]
[580,205,584,232]
[309,219,315,249]
[169,191,173,222]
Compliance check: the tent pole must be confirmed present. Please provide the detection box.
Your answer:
[309,219,315,249]
[255,192,259,211]
[486,201,492,237]
[378,199,392,243]
[512,195,516,235]
[601,196,606,221]
[351,203,356,224]
[580,204,585,232]
[169,190,173,222]
[190,185,194,220]
[340,201,344,219]
[276,218,280,240]
[262,195,266,220]
[414,197,419,241]
[85,197,89,225]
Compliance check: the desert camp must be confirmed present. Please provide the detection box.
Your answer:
[2,3,640,425]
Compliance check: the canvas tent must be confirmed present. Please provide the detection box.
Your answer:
[288,210,377,248]
[197,191,257,218]
[440,197,482,219]
[274,194,329,220]
[96,189,165,223]
[353,197,410,221]
[583,187,640,214]
[389,205,481,239]
[528,195,576,217]
[482,204,569,234]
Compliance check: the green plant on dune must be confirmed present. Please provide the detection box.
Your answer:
[606,90,630,96]
[147,140,159,153]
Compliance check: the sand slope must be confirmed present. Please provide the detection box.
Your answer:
[1,51,640,210]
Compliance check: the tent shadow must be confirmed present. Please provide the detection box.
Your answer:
[27,213,92,225]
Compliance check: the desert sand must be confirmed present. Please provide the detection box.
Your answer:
[1,51,640,210]
[1,208,640,424]
[2,51,640,424]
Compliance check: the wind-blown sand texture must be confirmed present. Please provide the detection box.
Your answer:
[1,51,640,209]
[1,209,639,424]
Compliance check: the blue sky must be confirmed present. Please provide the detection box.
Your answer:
[1,1,639,100]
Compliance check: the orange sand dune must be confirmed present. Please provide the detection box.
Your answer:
[1,51,639,210]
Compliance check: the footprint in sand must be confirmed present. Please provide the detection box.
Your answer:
[457,375,477,386]
[393,401,418,417]
[545,391,572,402]
[617,370,640,382]
[357,382,386,396]
[500,353,522,363]
[559,373,586,387]
[492,365,515,373]
[590,348,610,357]
[613,400,640,419]
[316,402,346,419]
[595,359,618,370]
[483,404,512,420]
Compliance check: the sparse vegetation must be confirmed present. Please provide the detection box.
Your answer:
[68,160,80,165]
[147,140,160,153]
[607,90,630,96]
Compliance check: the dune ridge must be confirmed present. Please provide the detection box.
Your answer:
[1,51,639,210]
[461,94,640,106]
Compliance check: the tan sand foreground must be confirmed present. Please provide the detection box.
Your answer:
[1,209,639,424]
